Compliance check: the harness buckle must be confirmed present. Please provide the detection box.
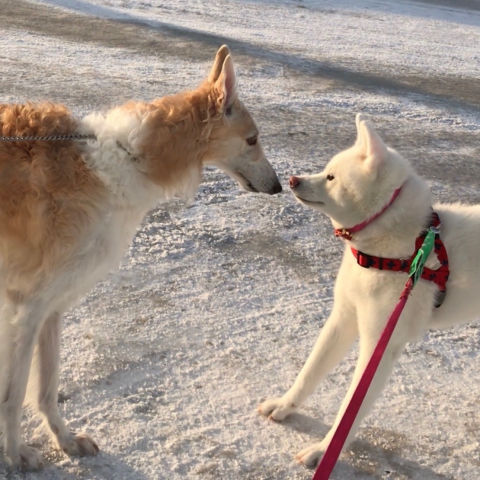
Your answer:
[356,251,372,268]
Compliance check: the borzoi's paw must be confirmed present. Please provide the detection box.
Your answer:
[6,443,44,471]
[294,441,327,468]
[258,397,298,421]
[59,432,99,457]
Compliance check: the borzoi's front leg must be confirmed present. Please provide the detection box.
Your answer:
[295,302,412,468]
[30,312,99,457]
[259,297,357,421]
[0,299,47,470]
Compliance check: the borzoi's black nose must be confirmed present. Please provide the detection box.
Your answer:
[272,182,282,194]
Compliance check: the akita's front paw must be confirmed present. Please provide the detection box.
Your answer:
[294,441,327,468]
[58,432,99,457]
[6,443,44,471]
[258,397,298,421]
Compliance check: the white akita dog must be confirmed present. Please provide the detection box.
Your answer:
[259,113,480,467]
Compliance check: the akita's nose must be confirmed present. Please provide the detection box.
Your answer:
[289,176,300,189]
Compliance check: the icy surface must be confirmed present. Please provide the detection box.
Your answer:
[1,0,480,478]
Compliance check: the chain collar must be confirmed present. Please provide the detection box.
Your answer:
[116,141,140,163]
[0,133,96,142]
[0,133,141,163]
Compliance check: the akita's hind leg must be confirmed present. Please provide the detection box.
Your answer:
[259,299,358,421]
[29,312,99,457]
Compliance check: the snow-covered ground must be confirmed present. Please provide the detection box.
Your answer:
[1,0,480,478]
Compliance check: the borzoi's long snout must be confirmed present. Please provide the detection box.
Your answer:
[237,156,282,195]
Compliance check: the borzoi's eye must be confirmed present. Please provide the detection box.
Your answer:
[327,174,335,181]
[225,106,233,116]
[247,136,258,146]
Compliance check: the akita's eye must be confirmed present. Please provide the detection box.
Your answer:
[246,136,258,146]
[327,174,335,181]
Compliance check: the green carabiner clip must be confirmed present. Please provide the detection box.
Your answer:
[409,228,436,287]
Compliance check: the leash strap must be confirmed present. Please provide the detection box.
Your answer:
[312,229,435,480]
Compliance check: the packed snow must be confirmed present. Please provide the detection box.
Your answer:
[1,0,480,478]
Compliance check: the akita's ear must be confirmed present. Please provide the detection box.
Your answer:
[354,113,368,148]
[208,45,231,83]
[213,54,237,112]
[356,113,367,129]
[359,120,389,174]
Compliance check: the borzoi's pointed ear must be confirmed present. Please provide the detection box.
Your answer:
[213,54,237,113]
[208,45,231,83]
[359,119,388,175]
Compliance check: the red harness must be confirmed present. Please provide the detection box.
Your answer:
[350,212,449,307]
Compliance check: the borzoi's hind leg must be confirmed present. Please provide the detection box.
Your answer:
[29,312,99,457]
[259,298,358,421]
[0,299,47,471]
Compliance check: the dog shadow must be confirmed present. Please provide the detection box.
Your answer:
[277,412,453,479]
[0,447,150,480]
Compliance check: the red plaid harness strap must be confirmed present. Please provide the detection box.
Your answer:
[350,212,450,307]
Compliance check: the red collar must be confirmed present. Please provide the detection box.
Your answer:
[334,187,403,241]
[351,212,449,308]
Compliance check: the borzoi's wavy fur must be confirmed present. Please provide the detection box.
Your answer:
[0,45,281,471]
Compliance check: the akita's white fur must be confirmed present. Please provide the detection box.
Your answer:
[0,46,281,471]
[260,114,480,467]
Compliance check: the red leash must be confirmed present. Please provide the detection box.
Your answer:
[312,279,412,480]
